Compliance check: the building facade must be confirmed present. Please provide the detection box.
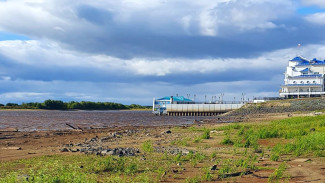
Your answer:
[280,56,325,98]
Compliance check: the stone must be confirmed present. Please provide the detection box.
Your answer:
[17,174,30,181]
[310,128,316,132]
[60,148,69,152]
[314,112,322,116]
[181,149,190,155]
[177,162,182,166]
[106,150,114,155]
[211,164,218,170]
[165,130,172,134]
[101,150,108,155]
[254,149,263,153]
[70,148,79,152]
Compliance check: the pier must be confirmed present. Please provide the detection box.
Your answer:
[153,96,245,116]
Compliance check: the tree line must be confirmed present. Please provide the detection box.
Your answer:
[0,100,151,110]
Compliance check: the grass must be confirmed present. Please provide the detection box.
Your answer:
[268,163,289,182]
[219,115,325,160]
[141,140,154,153]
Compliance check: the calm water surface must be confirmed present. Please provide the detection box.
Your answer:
[0,110,214,131]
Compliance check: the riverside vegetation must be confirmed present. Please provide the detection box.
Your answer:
[1,111,325,182]
[0,100,151,110]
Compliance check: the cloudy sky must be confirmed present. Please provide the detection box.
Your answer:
[1,0,325,105]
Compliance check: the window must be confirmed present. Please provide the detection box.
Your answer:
[300,89,303,92]
[293,81,296,84]
[307,81,310,84]
[313,81,316,83]
[300,81,304,84]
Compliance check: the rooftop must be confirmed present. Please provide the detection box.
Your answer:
[157,96,193,102]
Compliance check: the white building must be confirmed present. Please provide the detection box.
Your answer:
[280,56,325,98]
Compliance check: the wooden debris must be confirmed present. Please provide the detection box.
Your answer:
[0,128,18,132]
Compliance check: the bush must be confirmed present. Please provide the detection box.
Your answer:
[201,129,210,139]
[142,141,154,153]
[43,99,66,110]
[221,136,234,145]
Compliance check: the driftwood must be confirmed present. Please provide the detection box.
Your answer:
[0,128,18,132]
[66,123,78,129]
[66,123,83,131]
[219,171,253,178]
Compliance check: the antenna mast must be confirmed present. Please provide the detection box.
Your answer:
[297,43,301,57]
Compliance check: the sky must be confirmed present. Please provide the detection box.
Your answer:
[1,0,325,105]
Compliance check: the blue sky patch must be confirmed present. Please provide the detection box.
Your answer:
[297,6,325,15]
[0,32,30,41]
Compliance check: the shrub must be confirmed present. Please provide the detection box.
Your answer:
[142,140,154,153]
[201,129,210,139]
[221,136,234,145]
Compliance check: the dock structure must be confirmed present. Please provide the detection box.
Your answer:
[153,96,245,116]
[280,56,325,98]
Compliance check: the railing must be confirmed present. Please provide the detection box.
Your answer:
[172,101,246,104]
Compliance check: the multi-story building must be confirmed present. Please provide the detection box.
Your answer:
[280,56,325,98]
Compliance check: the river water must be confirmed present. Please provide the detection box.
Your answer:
[0,110,215,131]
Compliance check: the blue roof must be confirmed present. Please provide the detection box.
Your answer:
[157,96,193,102]
[294,57,325,66]
[300,68,309,73]
[290,56,309,63]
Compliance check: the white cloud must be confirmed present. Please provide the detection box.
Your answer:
[305,13,325,25]
[1,76,11,81]
[2,39,325,78]
[302,0,325,8]
[0,0,295,40]
[0,39,285,77]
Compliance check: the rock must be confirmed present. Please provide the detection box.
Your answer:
[80,165,84,169]
[60,148,69,152]
[314,112,322,116]
[100,137,110,142]
[70,148,79,152]
[90,138,98,142]
[17,174,30,181]
[177,162,182,166]
[165,130,172,134]
[106,150,114,155]
[101,150,108,155]
[181,149,190,155]
[211,164,218,170]
[172,170,178,173]
[310,128,316,132]
[254,149,263,153]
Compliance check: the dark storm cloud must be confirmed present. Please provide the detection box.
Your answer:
[0,0,303,59]
[0,0,325,104]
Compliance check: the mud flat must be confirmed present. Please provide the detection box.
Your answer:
[0,110,216,131]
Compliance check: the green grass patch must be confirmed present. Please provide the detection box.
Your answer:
[142,140,154,153]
